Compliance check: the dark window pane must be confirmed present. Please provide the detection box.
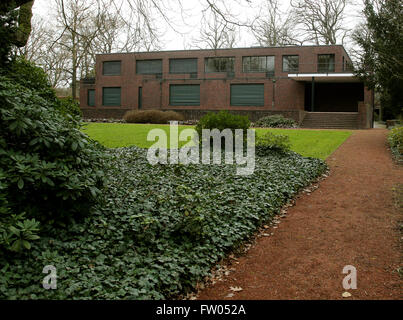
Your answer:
[283,55,299,72]
[103,61,121,75]
[205,58,218,72]
[103,87,121,106]
[318,54,335,72]
[136,59,162,74]
[169,58,198,73]
[266,56,275,73]
[88,89,95,106]
[345,61,354,72]
[205,57,235,72]
[243,56,275,73]
[231,84,264,106]
[170,85,200,106]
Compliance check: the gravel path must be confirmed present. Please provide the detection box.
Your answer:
[198,129,402,300]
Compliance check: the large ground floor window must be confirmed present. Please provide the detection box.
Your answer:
[230,84,265,106]
[169,84,200,106]
[102,87,121,106]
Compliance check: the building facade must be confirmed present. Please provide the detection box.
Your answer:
[79,45,373,128]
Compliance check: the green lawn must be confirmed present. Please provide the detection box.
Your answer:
[254,128,352,159]
[82,123,352,159]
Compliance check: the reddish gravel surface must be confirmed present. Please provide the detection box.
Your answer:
[198,129,402,300]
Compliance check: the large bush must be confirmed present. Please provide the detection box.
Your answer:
[195,111,250,147]
[254,115,298,128]
[0,71,105,252]
[0,147,327,299]
[124,110,184,124]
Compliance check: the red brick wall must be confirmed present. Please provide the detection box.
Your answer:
[80,45,359,118]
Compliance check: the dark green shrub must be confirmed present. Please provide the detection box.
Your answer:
[5,58,57,102]
[58,96,82,118]
[255,131,291,155]
[254,114,298,128]
[124,110,184,124]
[0,3,18,68]
[0,176,40,252]
[4,58,82,119]
[195,111,250,147]
[0,75,106,251]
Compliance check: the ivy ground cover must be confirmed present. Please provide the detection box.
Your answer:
[1,147,327,299]
[82,123,352,159]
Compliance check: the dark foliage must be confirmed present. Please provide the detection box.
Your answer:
[0,61,106,252]
[0,2,18,68]
[0,147,327,299]
[353,0,403,119]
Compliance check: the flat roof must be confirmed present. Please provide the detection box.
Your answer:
[97,44,349,56]
[288,73,361,83]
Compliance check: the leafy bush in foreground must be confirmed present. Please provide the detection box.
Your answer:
[256,132,291,155]
[254,115,298,128]
[0,74,106,252]
[124,110,184,124]
[0,147,327,299]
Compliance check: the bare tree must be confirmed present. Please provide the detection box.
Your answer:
[91,8,161,54]
[201,0,255,28]
[291,0,350,45]
[192,10,238,49]
[15,17,70,87]
[11,0,262,92]
[252,0,300,46]
[15,16,47,61]
[53,0,103,97]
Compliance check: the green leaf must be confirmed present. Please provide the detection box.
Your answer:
[17,178,24,189]
[22,240,31,250]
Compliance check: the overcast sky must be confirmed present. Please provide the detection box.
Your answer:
[31,0,365,52]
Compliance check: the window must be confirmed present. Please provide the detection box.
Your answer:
[103,61,121,76]
[282,55,299,73]
[102,87,121,106]
[169,58,198,74]
[318,54,335,72]
[136,59,162,74]
[243,56,275,74]
[230,84,264,106]
[87,89,95,106]
[169,84,200,106]
[205,57,235,73]
[345,60,354,72]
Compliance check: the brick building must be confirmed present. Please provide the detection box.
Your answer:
[80,45,374,128]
